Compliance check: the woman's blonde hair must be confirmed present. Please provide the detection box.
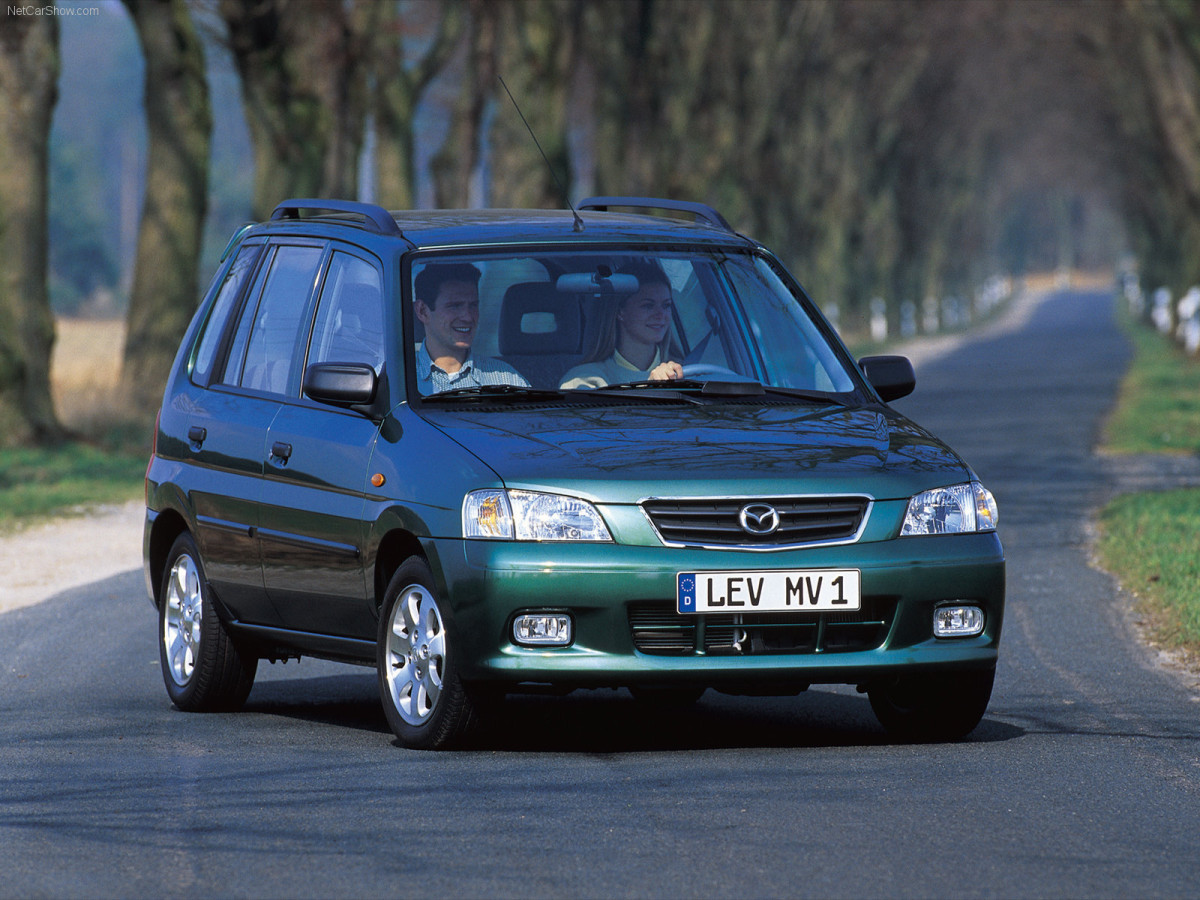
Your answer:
[581,262,675,364]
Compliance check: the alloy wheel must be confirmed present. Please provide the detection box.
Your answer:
[163,553,203,687]
[383,584,447,725]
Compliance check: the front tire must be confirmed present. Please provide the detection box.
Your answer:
[158,533,256,712]
[377,558,476,750]
[868,668,995,742]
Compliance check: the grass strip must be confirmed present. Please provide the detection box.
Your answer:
[0,442,145,532]
[1104,310,1200,454]
[1096,488,1200,652]
[1098,307,1200,656]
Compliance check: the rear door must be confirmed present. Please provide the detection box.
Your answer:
[178,241,278,626]
[189,241,326,626]
[259,247,386,640]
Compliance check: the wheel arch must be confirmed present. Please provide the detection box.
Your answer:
[372,528,427,613]
[147,508,190,608]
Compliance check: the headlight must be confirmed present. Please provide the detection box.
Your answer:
[901,482,998,536]
[463,489,612,542]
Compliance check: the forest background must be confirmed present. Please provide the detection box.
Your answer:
[1,0,1199,449]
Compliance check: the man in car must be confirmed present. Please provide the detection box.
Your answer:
[413,262,529,394]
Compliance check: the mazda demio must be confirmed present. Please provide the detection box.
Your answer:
[144,197,1004,749]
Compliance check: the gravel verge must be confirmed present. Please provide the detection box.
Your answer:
[0,501,144,615]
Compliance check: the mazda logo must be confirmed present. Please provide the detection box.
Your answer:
[738,503,780,535]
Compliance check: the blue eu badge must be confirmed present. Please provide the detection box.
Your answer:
[678,574,696,612]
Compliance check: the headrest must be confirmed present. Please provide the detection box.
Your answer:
[499,282,583,356]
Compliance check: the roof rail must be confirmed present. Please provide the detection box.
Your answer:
[577,196,733,232]
[270,198,402,236]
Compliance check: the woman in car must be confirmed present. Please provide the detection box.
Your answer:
[559,261,685,389]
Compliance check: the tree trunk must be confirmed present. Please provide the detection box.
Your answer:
[219,0,370,220]
[121,0,212,410]
[431,0,497,209]
[370,1,464,210]
[0,11,62,447]
[487,0,577,210]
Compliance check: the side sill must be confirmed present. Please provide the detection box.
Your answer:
[229,621,376,666]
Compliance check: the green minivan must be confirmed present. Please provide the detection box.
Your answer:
[144,197,1003,749]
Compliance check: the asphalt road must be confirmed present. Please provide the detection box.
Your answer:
[4,289,1200,899]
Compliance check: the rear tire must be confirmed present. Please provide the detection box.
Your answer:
[158,533,256,712]
[377,558,476,750]
[868,668,994,742]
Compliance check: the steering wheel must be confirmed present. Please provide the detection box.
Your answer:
[680,363,755,382]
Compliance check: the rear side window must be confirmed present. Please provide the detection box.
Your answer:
[232,245,324,394]
[191,244,262,385]
[308,252,385,372]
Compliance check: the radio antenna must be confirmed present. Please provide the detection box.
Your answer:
[497,74,584,232]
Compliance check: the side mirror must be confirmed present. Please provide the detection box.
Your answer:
[303,362,378,406]
[858,355,916,402]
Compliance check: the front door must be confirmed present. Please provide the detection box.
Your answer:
[260,404,380,639]
[257,249,387,640]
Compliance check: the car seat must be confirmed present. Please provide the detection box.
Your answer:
[498,282,584,389]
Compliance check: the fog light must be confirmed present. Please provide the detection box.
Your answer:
[933,605,984,638]
[513,613,573,647]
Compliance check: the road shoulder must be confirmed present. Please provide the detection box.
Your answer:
[0,500,144,615]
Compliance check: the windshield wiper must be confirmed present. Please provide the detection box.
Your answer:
[574,378,707,392]
[568,382,706,405]
[592,379,851,406]
[422,384,565,402]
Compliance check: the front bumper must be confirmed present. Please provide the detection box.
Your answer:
[430,532,1005,691]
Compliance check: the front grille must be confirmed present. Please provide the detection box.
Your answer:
[642,496,869,548]
[628,598,895,656]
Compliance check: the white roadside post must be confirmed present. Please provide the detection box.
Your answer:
[1177,287,1200,355]
[1152,287,1173,334]
[870,297,888,343]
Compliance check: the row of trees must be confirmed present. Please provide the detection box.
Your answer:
[2,0,1199,447]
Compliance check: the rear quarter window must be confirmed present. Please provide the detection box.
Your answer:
[190,244,263,386]
[225,245,324,394]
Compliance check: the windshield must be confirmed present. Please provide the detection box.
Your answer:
[406,249,859,399]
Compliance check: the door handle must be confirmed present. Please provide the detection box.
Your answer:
[187,426,207,446]
[270,441,293,462]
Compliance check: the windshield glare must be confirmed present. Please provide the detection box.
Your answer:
[408,250,858,397]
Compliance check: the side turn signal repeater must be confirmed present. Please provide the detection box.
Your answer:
[371,473,385,488]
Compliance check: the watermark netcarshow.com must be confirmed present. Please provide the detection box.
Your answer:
[8,4,101,15]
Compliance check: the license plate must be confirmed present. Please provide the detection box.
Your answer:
[677,570,861,614]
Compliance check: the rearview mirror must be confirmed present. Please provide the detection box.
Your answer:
[858,355,916,402]
[555,272,639,294]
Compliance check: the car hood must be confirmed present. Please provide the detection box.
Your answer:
[418,403,970,503]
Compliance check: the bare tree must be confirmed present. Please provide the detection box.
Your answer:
[1096,0,1200,293]
[486,0,580,209]
[0,10,62,447]
[219,0,372,219]
[430,0,497,208]
[121,0,212,409]
[190,0,1200,336]
[369,0,465,209]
